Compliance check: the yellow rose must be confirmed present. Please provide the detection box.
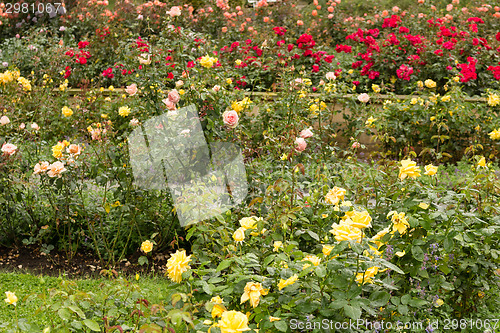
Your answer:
[398,159,421,180]
[118,106,131,117]
[212,304,226,318]
[140,240,153,253]
[434,299,444,307]
[166,249,191,283]
[355,266,381,285]
[273,241,283,252]
[200,55,217,68]
[372,84,381,93]
[239,216,261,230]
[325,186,346,205]
[424,79,436,88]
[477,156,486,168]
[349,210,372,229]
[278,274,298,291]
[365,116,376,126]
[424,164,438,176]
[240,282,268,308]
[418,202,429,209]
[4,291,17,306]
[233,227,246,243]
[417,81,423,88]
[488,129,500,140]
[441,95,451,102]
[371,227,391,249]
[322,245,334,256]
[302,255,321,270]
[217,311,250,333]
[388,211,410,235]
[269,316,281,322]
[488,94,500,107]
[395,250,406,257]
[330,222,363,242]
[235,59,242,65]
[61,106,73,117]
[52,142,65,159]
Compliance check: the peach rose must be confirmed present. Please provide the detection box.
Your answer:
[295,137,307,152]
[47,161,67,178]
[34,161,50,174]
[358,93,370,103]
[222,110,239,128]
[31,123,40,130]
[168,6,181,17]
[126,83,138,96]
[299,128,313,139]
[0,115,10,126]
[168,89,180,104]
[67,144,81,156]
[162,99,177,111]
[1,143,17,156]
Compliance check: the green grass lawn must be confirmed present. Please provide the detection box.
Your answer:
[0,270,176,329]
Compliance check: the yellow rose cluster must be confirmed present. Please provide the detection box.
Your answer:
[199,54,218,68]
[399,159,438,180]
[231,97,252,113]
[233,216,264,243]
[329,209,372,243]
[0,70,20,85]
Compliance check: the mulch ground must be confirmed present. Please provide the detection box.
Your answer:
[0,246,171,277]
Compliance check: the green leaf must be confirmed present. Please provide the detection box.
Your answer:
[343,304,361,320]
[138,256,148,266]
[444,236,454,251]
[83,319,101,332]
[369,291,390,307]
[274,320,288,332]
[411,245,424,261]
[401,294,410,305]
[58,308,72,321]
[201,280,214,295]
[306,230,319,241]
[216,259,232,272]
[68,305,85,319]
[315,265,326,278]
[398,304,408,315]
[409,298,428,307]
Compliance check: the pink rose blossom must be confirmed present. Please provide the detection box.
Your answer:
[1,143,17,156]
[126,83,138,96]
[299,128,314,139]
[0,116,10,126]
[34,161,50,174]
[168,6,181,17]
[163,99,177,110]
[358,93,370,103]
[222,110,239,128]
[31,123,40,130]
[295,137,307,152]
[168,89,180,103]
[19,123,25,129]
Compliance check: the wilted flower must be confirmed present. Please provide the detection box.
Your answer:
[299,128,313,139]
[240,282,268,308]
[278,274,298,290]
[138,54,151,65]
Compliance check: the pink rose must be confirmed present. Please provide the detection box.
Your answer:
[130,118,140,126]
[212,85,221,92]
[325,72,336,81]
[358,93,370,103]
[352,142,361,149]
[222,110,239,128]
[163,99,177,111]
[31,123,40,130]
[446,4,453,11]
[295,137,307,152]
[1,143,17,156]
[299,128,313,139]
[168,6,181,17]
[126,83,138,96]
[19,123,25,129]
[168,89,180,104]
[0,115,10,126]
